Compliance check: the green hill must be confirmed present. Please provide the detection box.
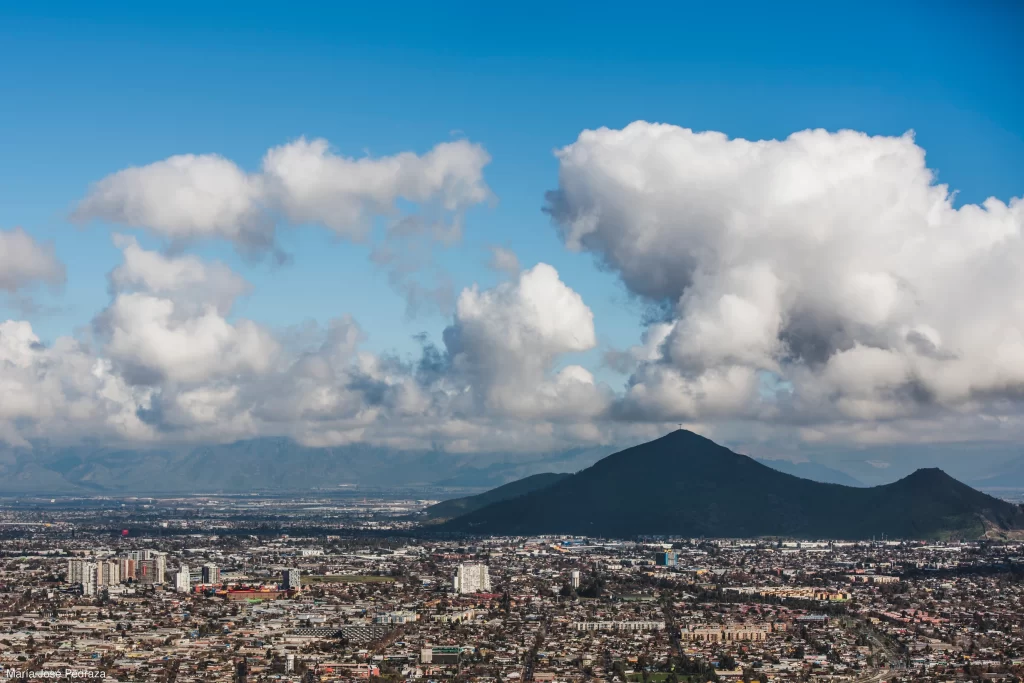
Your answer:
[438,430,1024,540]
[419,472,571,522]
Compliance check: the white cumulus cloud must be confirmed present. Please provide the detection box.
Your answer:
[95,239,277,385]
[108,234,250,314]
[0,320,154,446]
[443,263,610,418]
[547,122,1024,438]
[72,154,268,247]
[0,228,66,292]
[73,138,492,250]
[0,242,614,450]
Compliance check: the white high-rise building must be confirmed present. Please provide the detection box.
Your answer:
[201,564,220,584]
[282,568,302,591]
[98,560,120,586]
[175,565,191,593]
[570,569,581,589]
[82,567,98,596]
[68,559,87,584]
[69,559,101,595]
[454,563,490,594]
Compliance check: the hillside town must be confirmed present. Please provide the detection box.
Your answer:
[0,498,1021,683]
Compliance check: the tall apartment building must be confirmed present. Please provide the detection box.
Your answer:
[201,563,221,584]
[98,560,120,586]
[175,565,191,593]
[282,568,302,591]
[655,551,678,567]
[69,559,120,593]
[454,563,490,594]
[138,556,165,584]
[81,564,98,597]
[68,559,88,584]
[119,558,136,581]
[69,560,99,596]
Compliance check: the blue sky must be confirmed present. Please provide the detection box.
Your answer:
[1,1,1023,455]
[4,1,1022,343]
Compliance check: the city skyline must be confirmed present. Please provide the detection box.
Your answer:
[4,492,1023,681]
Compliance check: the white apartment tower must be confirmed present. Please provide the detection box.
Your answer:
[81,565,98,597]
[201,563,220,584]
[282,568,302,591]
[99,560,120,586]
[68,559,96,595]
[175,565,191,593]
[67,559,87,584]
[454,563,491,594]
[69,559,119,592]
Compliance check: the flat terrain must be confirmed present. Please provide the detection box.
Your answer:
[301,574,395,585]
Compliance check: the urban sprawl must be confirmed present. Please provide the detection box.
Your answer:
[0,496,1021,682]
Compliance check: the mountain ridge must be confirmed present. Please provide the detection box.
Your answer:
[0,440,612,494]
[437,430,1024,540]
[755,458,863,486]
[418,472,571,522]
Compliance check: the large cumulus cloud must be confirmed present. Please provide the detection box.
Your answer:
[7,121,1023,453]
[443,262,610,419]
[0,237,614,451]
[546,122,1024,439]
[72,138,492,315]
[72,137,492,251]
[94,238,278,385]
[0,320,153,447]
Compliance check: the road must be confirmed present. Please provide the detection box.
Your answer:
[524,619,547,681]
[842,615,907,683]
[854,672,887,683]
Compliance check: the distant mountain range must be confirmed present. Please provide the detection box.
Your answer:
[0,439,612,494]
[970,454,1024,492]
[755,459,863,486]
[0,433,1020,501]
[418,473,571,522]
[437,430,1024,540]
